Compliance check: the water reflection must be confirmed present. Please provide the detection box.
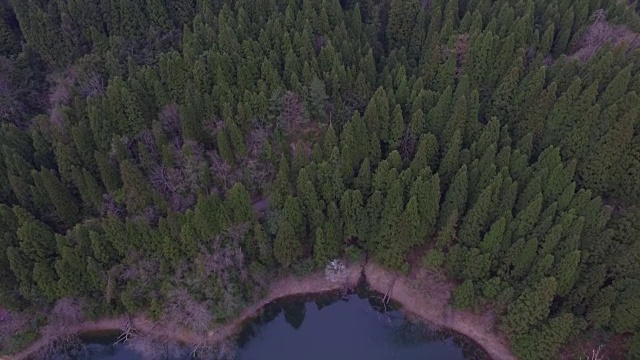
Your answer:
[77,287,488,360]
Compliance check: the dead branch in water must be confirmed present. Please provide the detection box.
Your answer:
[382,275,398,312]
[114,316,137,345]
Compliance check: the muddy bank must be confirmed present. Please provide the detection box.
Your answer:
[364,262,516,360]
[10,261,517,360]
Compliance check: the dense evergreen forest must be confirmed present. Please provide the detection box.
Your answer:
[1,0,640,358]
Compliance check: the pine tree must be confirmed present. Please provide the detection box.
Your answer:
[580,109,636,193]
[426,86,453,139]
[439,165,468,226]
[503,277,557,335]
[516,82,557,144]
[452,279,475,309]
[284,195,305,239]
[599,65,632,109]
[388,105,404,150]
[387,0,419,49]
[120,160,154,215]
[438,130,462,185]
[510,194,543,241]
[226,183,253,224]
[270,156,291,209]
[480,216,506,255]
[274,220,302,268]
[411,133,439,174]
[489,66,520,123]
[458,183,492,247]
[553,250,580,296]
[40,169,80,227]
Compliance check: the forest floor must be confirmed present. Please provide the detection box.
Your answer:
[8,260,518,360]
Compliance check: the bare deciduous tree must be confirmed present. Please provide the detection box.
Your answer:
[281,91,307,133]
[162,288,213,333]
[159,103,181,139]
[0,310,29,345]
[126,333,185,360]
[572,9,640,62]
[101,194,123,217]
[34,334,86,360]
[78,72,105,98]
[50,297,85,325]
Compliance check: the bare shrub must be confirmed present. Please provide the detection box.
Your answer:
[50,298,85,325]
[454,33,469,72]
[407,267,455,308]
[48,70,76,108]
[0,58,26,122]
[126,333,185,360]
[399,129,417,160]
[247,125,269,158]
[137,129,159,163]
[162,288,213,333]
[281,91,308,133]
[78,72,105,98]
[325,259,349,283]
[571,9,640,62]
[192,340,238,360]
[208,152,234,190]
[150,166,178,194]
[33,334,86,360]
[159,103,181,138]
[101,193,122,217]
[0,310,29,344]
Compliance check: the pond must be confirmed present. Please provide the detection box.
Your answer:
[78,287,488,360]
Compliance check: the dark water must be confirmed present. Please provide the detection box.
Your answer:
[78,289,488,360]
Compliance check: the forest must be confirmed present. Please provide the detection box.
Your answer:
[0,0,640,358]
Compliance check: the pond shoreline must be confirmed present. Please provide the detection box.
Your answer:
[10,261,516,360]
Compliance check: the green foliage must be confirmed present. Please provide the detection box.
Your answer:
[452,280,475,309]
[2,2,640,358]
[274,220,302,268]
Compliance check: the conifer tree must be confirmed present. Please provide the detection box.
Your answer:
[458,182,492,247]
[438,130,462,186]
[274,220,302,268]
[40,169,80,227]
[503,277,557,335]
[439,165,468,227]
[270,156,291,210]
[452,279,475,309]
[387,0,419,49]
[226,183,253,224]
[120,160,154,215]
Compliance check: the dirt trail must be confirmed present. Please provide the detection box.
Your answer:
[364,262,517,360]
[10,264,363,360]
[9,261,517,360]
